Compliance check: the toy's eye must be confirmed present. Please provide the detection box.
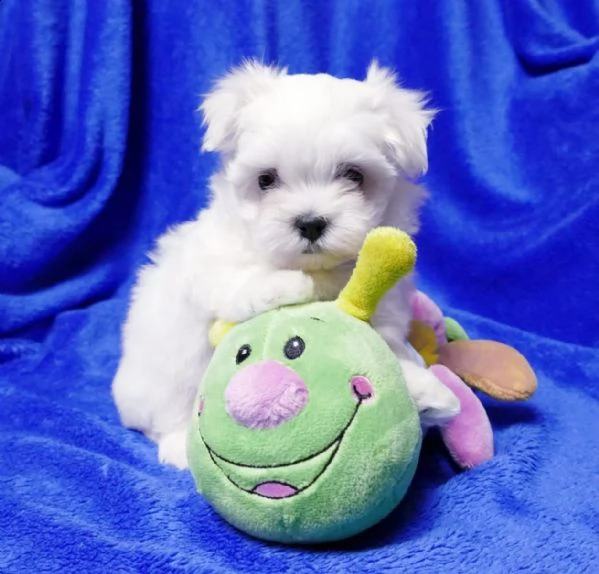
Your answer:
[236,344,252,364]
[258,169,278,191]
[284,336,305,360]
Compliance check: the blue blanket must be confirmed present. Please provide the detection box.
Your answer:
[1,0,598,571]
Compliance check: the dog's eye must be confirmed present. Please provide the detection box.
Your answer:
[236,344,252,364]
[338,165,364,187]
[258,169,278,191]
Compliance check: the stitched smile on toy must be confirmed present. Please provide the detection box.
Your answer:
[197,366,374,500]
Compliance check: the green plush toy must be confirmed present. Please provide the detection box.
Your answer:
[187,228,424,544]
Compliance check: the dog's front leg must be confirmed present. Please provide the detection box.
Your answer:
[200,265,316,324]
[372,280,460,426]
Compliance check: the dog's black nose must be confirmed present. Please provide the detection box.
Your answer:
[294,216,328,243]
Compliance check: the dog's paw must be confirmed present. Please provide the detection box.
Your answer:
[220,270,315,322]
[158,430,189,470]
[257,270,314,310]
[399,359,461,428]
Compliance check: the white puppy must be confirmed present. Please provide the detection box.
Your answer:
[112,61,459,469]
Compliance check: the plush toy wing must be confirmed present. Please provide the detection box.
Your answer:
[437,340,537,401]
[444,317,469,342]
[409,291,537,401]
[408,321,439,366]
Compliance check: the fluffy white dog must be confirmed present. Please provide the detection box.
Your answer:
[112,61,459,469]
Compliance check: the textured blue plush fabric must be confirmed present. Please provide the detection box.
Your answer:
[1,0,598,572]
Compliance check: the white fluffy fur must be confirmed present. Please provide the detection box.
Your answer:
[112,61,459,469]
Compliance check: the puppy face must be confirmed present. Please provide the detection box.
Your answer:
[201,61,435,270]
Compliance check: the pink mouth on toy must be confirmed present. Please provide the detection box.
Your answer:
[252,482,299,498]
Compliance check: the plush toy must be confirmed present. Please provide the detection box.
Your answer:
[187,227,535,543]
[188,228,423,543]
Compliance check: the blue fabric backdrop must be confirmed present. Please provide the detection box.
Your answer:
[1,0,598,572]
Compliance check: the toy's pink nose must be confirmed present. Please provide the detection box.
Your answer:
[225,360,309,429]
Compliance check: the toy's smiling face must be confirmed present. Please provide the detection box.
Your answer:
[188,301,422,544]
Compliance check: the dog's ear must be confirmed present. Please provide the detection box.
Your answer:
[200,61,286,153]
[365,61,436,178]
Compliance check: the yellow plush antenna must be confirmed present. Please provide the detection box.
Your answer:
[336,228,416,321]
[209,320,236,347]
